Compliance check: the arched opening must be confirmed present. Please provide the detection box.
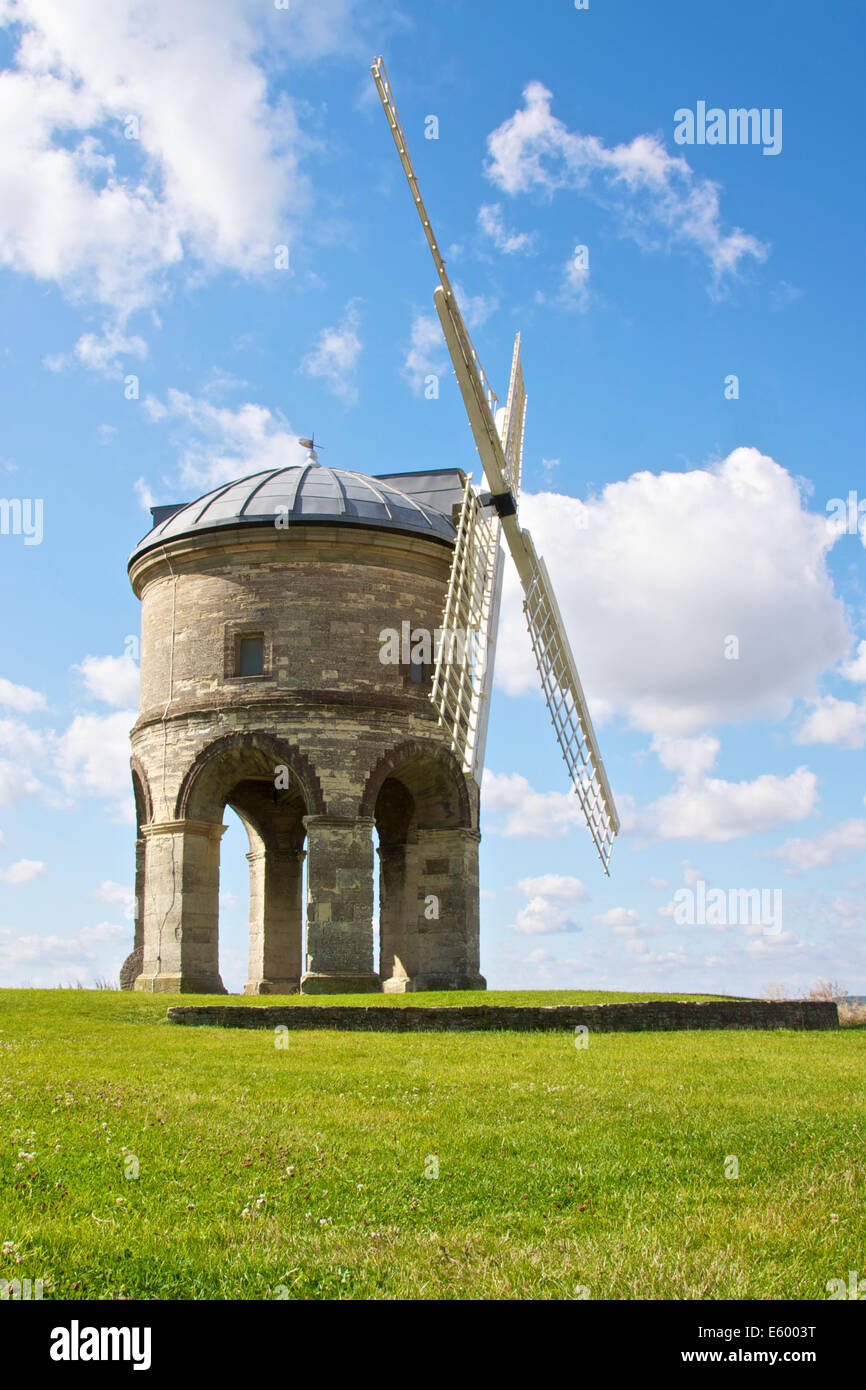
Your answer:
[120,764,152,989]
[367,743,483,993]
[172,734,319,994]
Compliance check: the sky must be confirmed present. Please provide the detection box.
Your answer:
[1,0,865,998]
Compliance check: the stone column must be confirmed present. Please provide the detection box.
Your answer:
[413,827,485,991]
[244,848,305,994]
[378,839,420,992]
[301,815,379,993]
[134,819,228,994]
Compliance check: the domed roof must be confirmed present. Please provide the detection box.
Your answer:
[129,463,458,563]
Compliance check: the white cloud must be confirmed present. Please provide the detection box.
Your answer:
[483,770,593,839]
[653,735,721,781]
[794,696,866,749]
[55,711,135,818]
[645,764,818,843]
[144,389,307,490]
[593,906,639,929]
[772,819,866,873]
[0,677,46,713]
[95,880,133,911]
[485,82,767,292]
[562,249,590,311]
[841,639,866,684]
[515,874,586,901]
[478,203,535,255]
[0,0,317,318]
[45,323,147,377]
[301,299,362,405]
[134,477,155,511]
[495,449,849,737]
[0,858,46,884]
[649,875,668,890]
[402,312,447,396]
[506,896,581,937]
[74,654,140,708]
[0,922,127,988]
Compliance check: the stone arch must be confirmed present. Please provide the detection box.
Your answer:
[360,738,473,830]
[364,738,479,994]
[164,731,325,995]
[175,730,325,824]
[130,756,153,830]
[122,759,153,990]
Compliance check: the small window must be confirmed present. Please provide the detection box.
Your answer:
[410,658,424,684]
[238,635,264,677]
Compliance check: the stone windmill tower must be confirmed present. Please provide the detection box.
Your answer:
[122,60,619,998]
[124,452,487,995]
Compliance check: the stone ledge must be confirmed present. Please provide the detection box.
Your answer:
[166,999,839,1033]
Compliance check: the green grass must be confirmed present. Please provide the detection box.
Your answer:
[1,989,863,1301]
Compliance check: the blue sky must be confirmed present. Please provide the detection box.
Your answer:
[1,0,865,996]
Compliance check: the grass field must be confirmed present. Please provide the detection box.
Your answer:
[1,988,863,1301]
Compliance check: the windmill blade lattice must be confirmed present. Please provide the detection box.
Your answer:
[432,475,501,778]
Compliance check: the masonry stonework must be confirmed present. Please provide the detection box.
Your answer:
[123,482,486,997]
[166,1000,840,1032]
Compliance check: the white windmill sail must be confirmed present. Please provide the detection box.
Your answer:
[372,55,619,871]
[431,474,501,778]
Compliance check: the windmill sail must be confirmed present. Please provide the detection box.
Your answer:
[431,475,502,778]
[373,55,619,871]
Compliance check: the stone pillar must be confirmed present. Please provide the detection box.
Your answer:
[120,837,146,990]
[134,819,228,994]
[413,827,485,991]
[244,848,305,994]
[379,839,420,993]
[301,815,379,993]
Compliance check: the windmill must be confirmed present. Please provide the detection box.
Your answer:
[372,57,620,874]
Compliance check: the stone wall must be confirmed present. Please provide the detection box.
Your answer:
[167,999,839,1032]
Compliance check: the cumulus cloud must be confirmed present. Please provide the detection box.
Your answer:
[478,202,535,255]
[794,695,866,749]
[0,858,46,884]
[515,874,586,901]
[0,677,46,713]
[0,922,127,988]
[74,654,140,708]
[485,82,767,292]
[506,897,581,937]
[301,299,362,405]
[593,906,639,929]
[55,711,136,819]
[643,757,818,844]
[144,390,308,491]
[495,449,849,737]
[841,639,866,684]
[45,324,147,377]
[0,0,319,319]
[771,820,866,873]
[483,771,596,840]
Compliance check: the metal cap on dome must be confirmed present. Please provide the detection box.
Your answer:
[298,435,321,466]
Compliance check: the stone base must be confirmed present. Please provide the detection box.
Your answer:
[300,971,381,995]
[383,973,487,993]
[244,978,300,996]
[133,972,228,995]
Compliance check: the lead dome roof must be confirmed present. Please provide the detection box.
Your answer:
[129,463,459,564]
